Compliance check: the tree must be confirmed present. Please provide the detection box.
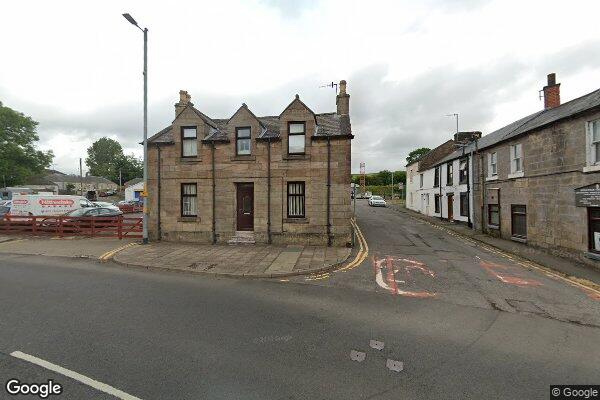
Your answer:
[85,138,143,184]
[0,102,54,187]
[116,153,143,185]
[65,183,76,194]
[406,147,431,165]
[85,138,123,182]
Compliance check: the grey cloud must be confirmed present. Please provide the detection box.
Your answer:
[348,39,600,173]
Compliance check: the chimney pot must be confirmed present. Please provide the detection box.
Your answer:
[336,80,350,116]
[175,90,192,117]
[543,73,560,110]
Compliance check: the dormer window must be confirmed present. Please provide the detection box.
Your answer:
[236,127,251,156]
[181,126,197,157]
[288,122,306,154]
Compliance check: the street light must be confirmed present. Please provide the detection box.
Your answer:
[123,12,149,245]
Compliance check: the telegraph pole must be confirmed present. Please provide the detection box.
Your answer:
[79,158,83,196]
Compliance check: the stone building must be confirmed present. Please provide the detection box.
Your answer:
[474,74,600,262]
[408,73,600,263]
[146,81,353,246]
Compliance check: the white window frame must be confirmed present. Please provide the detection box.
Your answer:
[509,144,524,178]
[588,119,600,166]
[488,152,497,177]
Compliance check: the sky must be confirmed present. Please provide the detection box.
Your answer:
[1,0,599,174]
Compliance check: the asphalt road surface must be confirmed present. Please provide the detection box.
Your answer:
[0,201,598,399]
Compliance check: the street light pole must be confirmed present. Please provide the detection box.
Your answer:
[123,13,149,245]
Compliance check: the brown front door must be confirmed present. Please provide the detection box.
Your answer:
[447,194,454,221]
[236,183,254,231]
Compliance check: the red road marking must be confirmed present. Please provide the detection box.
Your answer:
[372,256,436,298]
[480,260,542,287]
[386,256,398,295]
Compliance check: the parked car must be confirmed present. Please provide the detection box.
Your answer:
[364,191,373,199]
[64,207,123,219]
[93,201,120,211]
[86,190,98,202]
[368,195,387,207]
[117,200,143,213]
[105,190,117,196]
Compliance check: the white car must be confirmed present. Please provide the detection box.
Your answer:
[368,195,387,207]
[93,201,120,211]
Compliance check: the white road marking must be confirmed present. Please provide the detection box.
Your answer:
[369,340,385,350]
[10,351,142,400]
[386,359,404,372]
[350,350,366,362]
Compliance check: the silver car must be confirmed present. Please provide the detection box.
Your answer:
[368,195,387,207]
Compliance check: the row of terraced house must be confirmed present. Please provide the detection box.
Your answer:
[407,73,600,264]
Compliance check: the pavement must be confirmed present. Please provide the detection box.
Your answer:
[0,200,598,399]
[0,234,352,279]
[112,242,352,278]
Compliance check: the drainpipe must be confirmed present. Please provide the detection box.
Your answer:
[466,156,471,228]
[439,166,443,220]
[267,138,272,244]
[327,135,332,247]
[156,144,162,240]
[479,141,485,234]
[211,142,216,244]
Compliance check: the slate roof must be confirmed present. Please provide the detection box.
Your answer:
[148,103,352,145]
[124,178,143,187]
[434,88,600,166]
[46,173,116,185]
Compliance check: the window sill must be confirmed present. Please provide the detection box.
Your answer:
[485,176,498,181]
[283,217,309,224]
[283,154,310,161]
[180,157,201,163]
[583,165,600,173]
[507,171,524,179]
[178,216,200,222]
[487,224,500,230]
[510,236,527,243]
[230,155,256,161]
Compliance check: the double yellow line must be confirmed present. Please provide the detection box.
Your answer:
[98,242,138,262]
[335,218,369,273]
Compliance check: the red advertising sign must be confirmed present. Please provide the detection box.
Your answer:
[38,199,74,206]
[13,199,28,205]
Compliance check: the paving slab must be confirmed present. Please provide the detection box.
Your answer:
[113,242,352,278]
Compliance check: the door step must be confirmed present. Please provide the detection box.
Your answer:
[227,231,256,245]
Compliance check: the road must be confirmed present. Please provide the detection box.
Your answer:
[0,201,598,399]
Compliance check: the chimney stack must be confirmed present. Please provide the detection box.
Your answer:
[336,80,350,116]
[175,90,192,117]
[543,73,560,110]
